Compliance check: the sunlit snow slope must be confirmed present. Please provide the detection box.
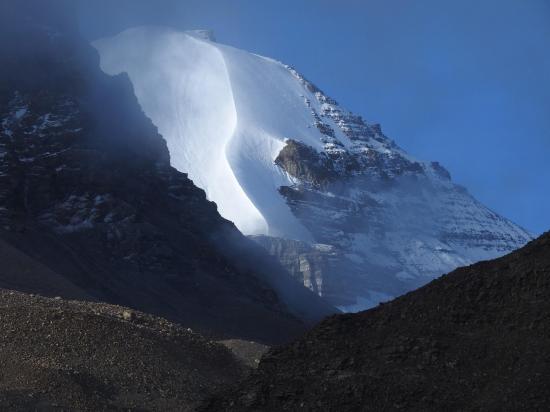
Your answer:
[94,27,532,311]
[94,27,315,239]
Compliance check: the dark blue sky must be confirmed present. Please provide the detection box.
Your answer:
[78,0,550,234]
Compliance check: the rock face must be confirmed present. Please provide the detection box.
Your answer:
[263,69,533,310]
[251,235,352,300]
[206,231,550,411]
[94,27,532,311]
[0,289,248,411]
[0,1,335,344]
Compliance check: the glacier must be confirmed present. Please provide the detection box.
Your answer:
[93,27,532,311]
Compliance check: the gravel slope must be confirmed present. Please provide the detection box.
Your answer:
[206,232,550,411]
[0,289,248,411]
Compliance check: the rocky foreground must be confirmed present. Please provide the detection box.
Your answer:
[0,288,253,411]
[206,232,550,411]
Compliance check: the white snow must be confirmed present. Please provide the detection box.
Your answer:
[94,26,329,240]
[95,28,268,235]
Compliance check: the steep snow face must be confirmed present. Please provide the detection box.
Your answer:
[94,27,267,235]
[94,27,313,239]
[94,27,532,310]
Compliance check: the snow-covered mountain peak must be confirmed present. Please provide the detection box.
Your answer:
[93,27,531,311]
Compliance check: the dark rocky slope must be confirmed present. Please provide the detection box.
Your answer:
[0,1,335,344]
[207,231,550,411]
[0,288,249,411]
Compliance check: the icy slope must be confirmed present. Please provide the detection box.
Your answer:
[93,28,262,235]
[93,27,532,310]
[94,27,313,239]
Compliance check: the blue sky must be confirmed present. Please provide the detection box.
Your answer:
[78,0,550,234]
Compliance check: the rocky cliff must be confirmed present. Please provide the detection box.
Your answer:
[0,1,335,344]
[263,66,533,310]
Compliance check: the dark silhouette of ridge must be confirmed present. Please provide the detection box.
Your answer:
[207,231,550,411]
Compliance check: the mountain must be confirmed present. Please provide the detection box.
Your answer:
[0,289,248,411]
[206,231,550,411]
[0,2,335,344]
[94,27,532,310]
